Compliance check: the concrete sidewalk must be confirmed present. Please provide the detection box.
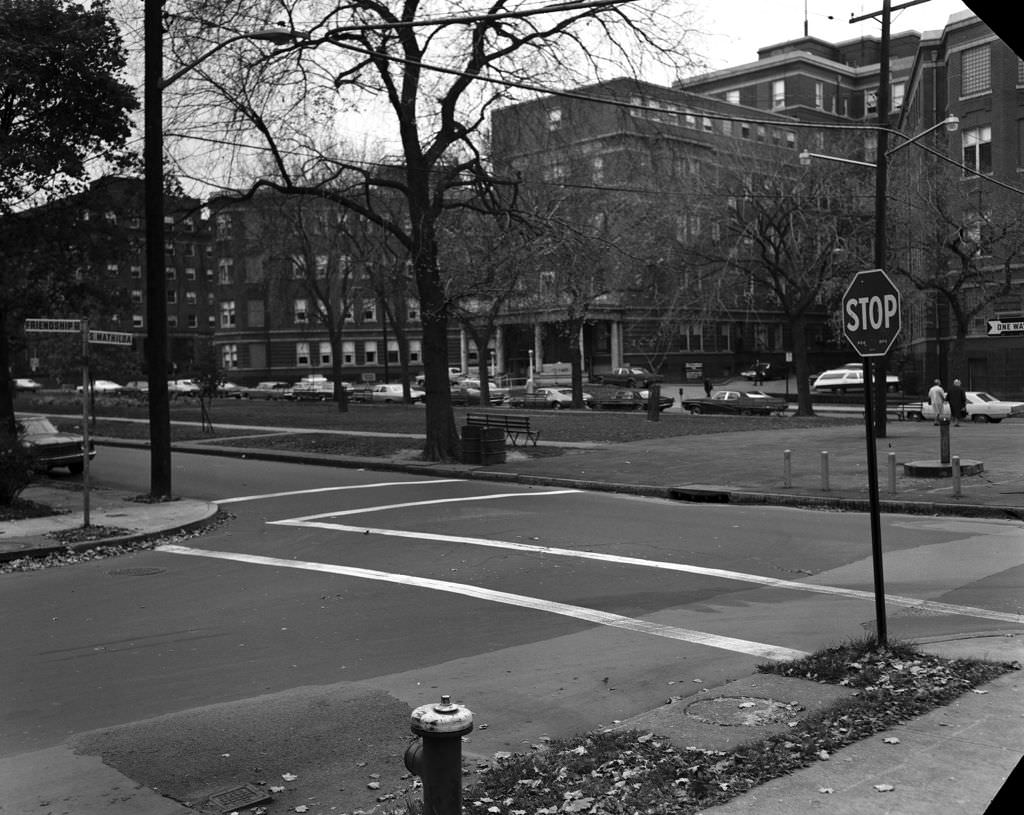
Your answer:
[2,417,1022,813]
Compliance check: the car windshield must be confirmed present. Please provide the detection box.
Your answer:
[19,417,58,435]
[974,392,996,402]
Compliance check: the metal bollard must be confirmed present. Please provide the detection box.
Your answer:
[647,383,661,422]
[888,452,897,494]
[939,420,951,464]
[783,449,792,488]
[952,455,962,498]
[404,696,473,815]
[820,450,830,491]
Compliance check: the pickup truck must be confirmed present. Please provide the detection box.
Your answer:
[595,366,664,388]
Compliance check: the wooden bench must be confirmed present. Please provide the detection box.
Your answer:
[465,412,539,447]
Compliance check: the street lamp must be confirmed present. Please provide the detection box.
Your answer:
[143,13,292,499]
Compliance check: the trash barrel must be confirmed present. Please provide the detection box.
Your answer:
[480,427,506,465]
[461,425,482,464]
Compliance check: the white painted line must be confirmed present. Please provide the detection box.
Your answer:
[217,479,465,504]
[156,544,807,661]
[270,520,1024,626]
[278,489,579,522]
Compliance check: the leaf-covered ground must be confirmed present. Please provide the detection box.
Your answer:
[456,639,1017,815]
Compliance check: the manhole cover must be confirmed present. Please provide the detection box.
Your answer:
[108,567,165,576]
[685,695,801,727]
[208,784,271,812]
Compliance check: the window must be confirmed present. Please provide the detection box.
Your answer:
[864,133,878,164]
[409,340,422,364]
[315,255,328,278]
[866,89,878,115]
[220,300,236,327]
[771,79,785,109]
[184,243,196,257]
[164,241,174,255]
[592,156,604,184]
[166,290,177,304]
[130,289,143,304]
[961,45,991,96]
[319,342,331,366]
[363,341,377,364]
[218,258,233,284]
[547,107,562,130]
[407,299,420,322]
[962,126,992,175]
[130,264,142,278]
[814,81,824,109]
[167,315,178,327]
[891,81,905,111]
[387,341,400,364]
[215,213,232,239]
[680,323,703,351]
[166,266,176,280]
[222,344,238,368]
[342,341,355,365]
[541,159,568,182]
[296,342,310,366]
[539,271,555,297]
[718,323,732,352]
[185,291,197,305]
[106,263,119,277]
[725,89,740,104]
[294,298,308,324]
[185,267,196,280]
[132,314,144,328]
[187,314,198,328]
[362,299,377,322]
[740,122,751,139]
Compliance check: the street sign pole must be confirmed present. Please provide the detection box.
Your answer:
[842,268,902,647]
[861,358,886,645]
[80,320,91,527]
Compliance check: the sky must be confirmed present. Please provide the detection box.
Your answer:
[696,0,971,71]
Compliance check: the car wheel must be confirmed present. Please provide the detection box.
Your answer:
[984,416,1001,423]
[68,461,84,475]
[690,405,702,414]
[740,409,752,416]
[551,402,562,409]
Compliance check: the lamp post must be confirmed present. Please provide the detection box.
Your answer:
[143,8,292,498]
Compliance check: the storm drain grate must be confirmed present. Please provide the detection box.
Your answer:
[207,784,271,812]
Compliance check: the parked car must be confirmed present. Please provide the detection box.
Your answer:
[217,381,247,398]
[591,388,674,412]
[367,383,426,403]
[450,378,508,406]
[812,366,901,393]
[17,415,94,474]
[681,390,788,416]
[507,386,593,409]
[14,378,42,392]
[740,362,788,381]
[76,379,123,394]
[245,381,293,399]
[291,375,337,401]
[123,380,149,394]
[415,367,465,387]
[168,378,201,396]
[595,366,664,388]
[920,391,1024,423]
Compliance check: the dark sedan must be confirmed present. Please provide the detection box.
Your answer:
[591,389,674,412]
[681,390,788,416]
[18,415,95,474]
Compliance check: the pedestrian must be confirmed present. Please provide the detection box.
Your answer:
[703,377,712,398]
[947,378,966,426]
[927,378,946,425]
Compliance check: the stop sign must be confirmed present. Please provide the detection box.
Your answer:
[842,269,901,357]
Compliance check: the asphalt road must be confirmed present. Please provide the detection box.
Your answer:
[3,448,1021,812]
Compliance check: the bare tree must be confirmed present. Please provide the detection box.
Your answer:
[889,158,1024,383]
[693,147,869,415]
[161,0,697,461]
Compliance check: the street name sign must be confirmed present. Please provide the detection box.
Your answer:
[88,330,134,346]
[842,269,902,357]
[25,318,81,333]
[987,319,1024,336]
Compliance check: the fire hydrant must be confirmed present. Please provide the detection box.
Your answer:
[404,695,474,815]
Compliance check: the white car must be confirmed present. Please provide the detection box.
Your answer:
[812,366,901,393]
[921,391,1024,424]
[368,383,425,403]
[168,378,201,396]
[14,378,42,392]
[76,379,123,394]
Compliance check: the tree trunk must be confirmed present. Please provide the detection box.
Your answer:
[0,312,16,435]
[789,314,814,416]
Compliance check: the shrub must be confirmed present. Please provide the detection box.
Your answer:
[0,432,36,504]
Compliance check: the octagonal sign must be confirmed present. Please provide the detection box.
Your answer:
[842,269,901,357]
